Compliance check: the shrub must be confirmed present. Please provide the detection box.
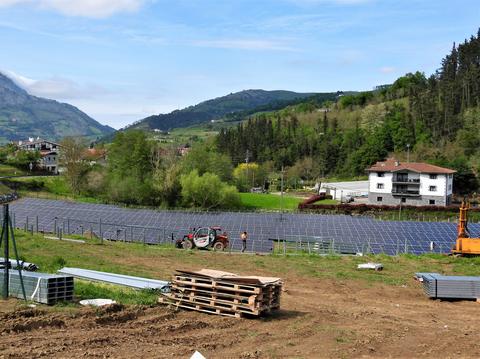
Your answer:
[180,170,240,209]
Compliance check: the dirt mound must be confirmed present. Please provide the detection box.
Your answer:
[1,309,65,333]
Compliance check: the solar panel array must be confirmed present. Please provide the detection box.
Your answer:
[11,198,480,255]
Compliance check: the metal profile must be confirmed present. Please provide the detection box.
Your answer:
[0,270,73,304]
[58,267,170,292]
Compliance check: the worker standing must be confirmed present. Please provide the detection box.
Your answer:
[241,231,248,253]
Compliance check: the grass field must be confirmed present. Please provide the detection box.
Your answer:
[0,182,13,195]
[0,164,26,177]
[239,192,304,210]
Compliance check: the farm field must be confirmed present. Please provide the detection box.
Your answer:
[0,164,26,177]
[239,192,305,211]
[1,231,480,358]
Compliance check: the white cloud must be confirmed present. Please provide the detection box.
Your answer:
[0,0,145,18]
[380,66,396,74]
[193,39,296,52]
[5,70,107,100]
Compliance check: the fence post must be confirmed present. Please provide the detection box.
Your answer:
[67,218,70,235]
[26,216,29,232]
[283,239,286,256]
[404,238,408,254]
[36,216,39,233]
[143,228,146,246]
[99,219,103,244]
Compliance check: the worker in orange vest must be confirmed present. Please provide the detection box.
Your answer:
[240,231,248,253]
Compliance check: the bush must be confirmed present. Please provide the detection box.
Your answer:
[180,170,240,209]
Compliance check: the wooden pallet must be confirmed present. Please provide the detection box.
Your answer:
[164,292,266,314]
[159,296,243,318]
[174,275,263,294]
[171,281,281,303]
[159,272,283,318]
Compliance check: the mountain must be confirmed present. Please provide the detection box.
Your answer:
[128,89,338,131]
[0,72,115,143]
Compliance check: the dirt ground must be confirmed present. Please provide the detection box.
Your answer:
[1,272,480,359]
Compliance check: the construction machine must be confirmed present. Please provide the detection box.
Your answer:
[175,227,229,251]
[451,201,480,256]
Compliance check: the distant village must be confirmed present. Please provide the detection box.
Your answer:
[9,137,191,174]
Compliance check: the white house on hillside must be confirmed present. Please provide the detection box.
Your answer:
[16,137,61,173]
[367,158,455,206]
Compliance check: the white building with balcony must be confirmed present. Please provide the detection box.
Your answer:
[367,158,455,206]
[16,137,61,173]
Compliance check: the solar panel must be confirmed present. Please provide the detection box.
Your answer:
[10,198,472,255]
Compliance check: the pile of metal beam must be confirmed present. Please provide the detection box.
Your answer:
[58,267,170,292]
[415,272,480,299]
[0,270,74,304]
[159,269,282,318]
[0,257,38,271]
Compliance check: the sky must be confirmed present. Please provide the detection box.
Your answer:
[0,0,479,129]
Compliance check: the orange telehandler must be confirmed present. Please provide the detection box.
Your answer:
[451,201,480,256]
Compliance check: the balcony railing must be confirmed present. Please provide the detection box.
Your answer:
[392,190,420,197]
[392,177,420,184]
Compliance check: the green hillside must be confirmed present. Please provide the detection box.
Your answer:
[128,89,340,132]
[0,73,115,143]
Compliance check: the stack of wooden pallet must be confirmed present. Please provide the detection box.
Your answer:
[159,269,282,318]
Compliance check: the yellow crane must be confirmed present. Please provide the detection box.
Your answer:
[451,201,480,256]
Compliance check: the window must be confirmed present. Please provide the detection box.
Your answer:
[429,174,437,179]
[448,184,452,190]
[377,183,384,189]
[377,172,384,177]
[429,186,437,192]
[401,198,406,203]
[377,197,383,202]
[429,200,436,205]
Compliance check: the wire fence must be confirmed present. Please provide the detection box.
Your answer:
[269,234,452,256]
[9,212,455,257]
[10,213,274,253]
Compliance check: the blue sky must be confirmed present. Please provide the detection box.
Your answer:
[0,0,479,129]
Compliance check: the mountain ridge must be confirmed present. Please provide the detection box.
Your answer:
[127,89,337,131]
[0,72,115,143]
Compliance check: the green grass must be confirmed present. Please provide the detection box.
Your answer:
[0,182,13,195]
[239,192,304,211]
[0,164,26,177]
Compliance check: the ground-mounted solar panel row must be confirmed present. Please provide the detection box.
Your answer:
[10,198,478,255]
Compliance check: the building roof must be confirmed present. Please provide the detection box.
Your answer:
[17,137,60,146]
[367,158,456,174]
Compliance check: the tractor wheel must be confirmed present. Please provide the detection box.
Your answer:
[213,241,225,251]
[182,240,193,250]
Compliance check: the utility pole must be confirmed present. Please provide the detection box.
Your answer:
[280,165,285,221]
[245,150,250,191]
[406,144,410,163]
